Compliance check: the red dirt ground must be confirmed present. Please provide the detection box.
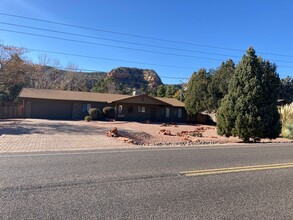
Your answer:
[89,121,293,145]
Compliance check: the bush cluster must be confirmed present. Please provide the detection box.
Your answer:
[84,107,116,121]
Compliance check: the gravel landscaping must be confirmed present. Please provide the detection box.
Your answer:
[88,121,293,146]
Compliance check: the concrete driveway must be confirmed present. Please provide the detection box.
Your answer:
[0,119,128,153]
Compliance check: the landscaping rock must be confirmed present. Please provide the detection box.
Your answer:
[106,127,120,137]
[158,128,172,135]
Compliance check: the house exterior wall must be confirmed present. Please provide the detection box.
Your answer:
[24,98,113,120]
[26,99,73,120]
[115,102,186,123]
[115,103,152,122]
[23,97,187,122]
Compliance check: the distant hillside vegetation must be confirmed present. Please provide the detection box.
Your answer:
[34,66,107,92]
[0,51,173,100]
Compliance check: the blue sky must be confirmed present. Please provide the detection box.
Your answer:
[1,0,293,84]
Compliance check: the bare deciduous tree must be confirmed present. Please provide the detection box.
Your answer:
[38,53,51,66]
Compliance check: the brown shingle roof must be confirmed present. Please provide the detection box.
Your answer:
[19,88,185,107]
[19,88,129,103]
[156,97,185,107]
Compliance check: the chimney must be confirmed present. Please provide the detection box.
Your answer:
[132,90,136,96]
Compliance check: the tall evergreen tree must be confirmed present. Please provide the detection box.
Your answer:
[147,87,157,97]
[165,85,176,98]
[185,68,210,115]
[207,59,235,110]
[157,84,166,97]
[217,47,281,142]
[279,76,293,102]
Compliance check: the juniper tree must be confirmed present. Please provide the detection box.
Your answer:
[156,84,166,97]
[207,59,235,110]
[185,68,211,115]
[217,47,281,142]
[165,85,176,98]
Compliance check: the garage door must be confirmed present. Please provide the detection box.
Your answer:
[31,99,73,120]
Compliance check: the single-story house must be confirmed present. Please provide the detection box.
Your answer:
[18,88,187,122]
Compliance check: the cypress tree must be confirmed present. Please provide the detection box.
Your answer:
[217,47,281,142]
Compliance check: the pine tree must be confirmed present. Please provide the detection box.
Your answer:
[217,47,281,142]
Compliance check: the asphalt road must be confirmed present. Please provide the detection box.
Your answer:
[1,143,293,219]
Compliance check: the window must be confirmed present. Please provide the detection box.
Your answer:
[118,105,123,114]
[87,104,91,111]
[173,108,177,118]
[138,106,146,113]
[82,103,91,113]
[178,108,182,118]
[166,107,170,118]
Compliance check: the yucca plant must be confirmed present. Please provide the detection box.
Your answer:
[279,103,293,139]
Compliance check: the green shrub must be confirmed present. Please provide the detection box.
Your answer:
[103,106,115,119]
[88,108,101,120]
[279,103,293,139]
[84,116,92,122]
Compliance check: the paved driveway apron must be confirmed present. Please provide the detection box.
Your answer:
[0,119,128,153]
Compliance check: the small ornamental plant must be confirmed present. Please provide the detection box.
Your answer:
[84,115,92,122]
[103,106,115,119]
[88,108,101,120]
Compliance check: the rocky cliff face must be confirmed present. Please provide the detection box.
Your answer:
[107,67,163,89]
[24,66,163,95]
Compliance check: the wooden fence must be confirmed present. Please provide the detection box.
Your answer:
[0,102,24,119]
